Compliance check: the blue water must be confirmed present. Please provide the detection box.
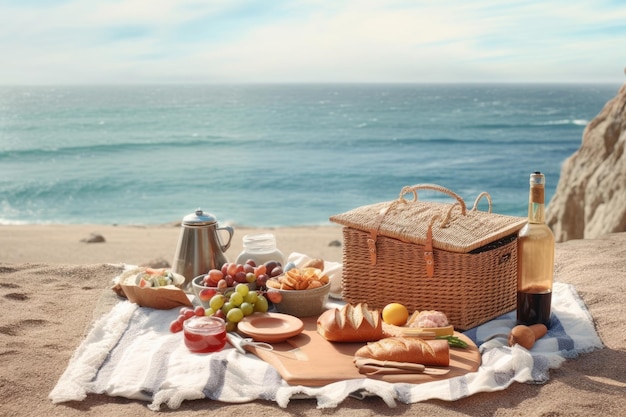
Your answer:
[0,83,620,227]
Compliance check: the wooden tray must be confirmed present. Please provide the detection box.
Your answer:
[244,316,481,386]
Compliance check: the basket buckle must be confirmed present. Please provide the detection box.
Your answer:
[367,238,377,265]
[424,218,436,277]
[424,250,434,277]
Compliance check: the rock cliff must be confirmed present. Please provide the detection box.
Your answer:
[546,83,626,242]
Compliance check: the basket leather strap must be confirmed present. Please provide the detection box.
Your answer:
[366,236,377,265]
[367,204,394,265]
[424,219,435,277]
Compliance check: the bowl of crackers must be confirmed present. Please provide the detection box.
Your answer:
[266,267,330,317]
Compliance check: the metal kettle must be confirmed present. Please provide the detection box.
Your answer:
[172,209,234,290]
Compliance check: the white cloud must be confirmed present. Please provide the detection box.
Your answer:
[0,0,624,84]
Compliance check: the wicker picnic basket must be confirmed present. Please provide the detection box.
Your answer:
[329,184,527,330]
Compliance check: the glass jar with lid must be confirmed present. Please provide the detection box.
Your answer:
[235,233,285,266]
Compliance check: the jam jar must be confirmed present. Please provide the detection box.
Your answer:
[183,316,227,353]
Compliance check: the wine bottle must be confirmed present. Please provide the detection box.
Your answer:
[517,172,555,328]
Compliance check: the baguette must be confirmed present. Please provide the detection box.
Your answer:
[354,337,450,366]
[317,303,383,342]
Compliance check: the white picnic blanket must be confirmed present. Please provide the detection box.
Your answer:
[49,259,603,411]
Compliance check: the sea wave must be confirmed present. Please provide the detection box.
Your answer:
[538,119,589,126]
[0,219,29,225]
[468,119,588,129]
[0,135,230,160]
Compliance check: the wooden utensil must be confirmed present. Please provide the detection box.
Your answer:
[354,357,450,376]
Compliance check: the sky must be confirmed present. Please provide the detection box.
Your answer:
[1,0,625,85]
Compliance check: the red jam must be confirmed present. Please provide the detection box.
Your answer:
[183,316,226,353]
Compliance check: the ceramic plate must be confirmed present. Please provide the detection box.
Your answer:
[237,312,304,343]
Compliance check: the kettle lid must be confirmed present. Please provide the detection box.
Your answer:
[182,208,217,226]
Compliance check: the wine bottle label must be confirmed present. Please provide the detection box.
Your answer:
[530,187,544,203]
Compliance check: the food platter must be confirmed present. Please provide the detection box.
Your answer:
[244,316,481,386]
[237,312,304,343]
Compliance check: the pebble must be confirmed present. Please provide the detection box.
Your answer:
[80,233,106,243]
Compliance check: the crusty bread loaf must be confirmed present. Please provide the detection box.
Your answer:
[317,303,383,342]
[354,337,449,366]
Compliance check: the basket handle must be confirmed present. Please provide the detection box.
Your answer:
[471,191,493,213]
[398,184,467,216]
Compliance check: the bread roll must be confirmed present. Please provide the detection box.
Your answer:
[354,337,449,366]
[317,303,383,342]
[406,310,449,328]
[302,258,325,271]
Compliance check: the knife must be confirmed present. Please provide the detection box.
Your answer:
[353,357,450,376]
[226,332,247,354]
[227,332,273,354]
[354,357,426,372]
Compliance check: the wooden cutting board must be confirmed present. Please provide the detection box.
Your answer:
[244,316,481,386]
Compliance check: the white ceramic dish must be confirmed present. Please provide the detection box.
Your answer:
[191,274,257,308]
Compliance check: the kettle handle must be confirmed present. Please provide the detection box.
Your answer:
[218,226,234,252]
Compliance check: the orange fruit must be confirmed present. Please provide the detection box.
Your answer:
[382,303,409,326]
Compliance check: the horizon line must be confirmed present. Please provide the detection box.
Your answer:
[1,80,623,87]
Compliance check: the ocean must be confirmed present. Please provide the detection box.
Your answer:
[0,83,620,227]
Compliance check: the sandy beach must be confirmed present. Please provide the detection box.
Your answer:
[1,224,625,417]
